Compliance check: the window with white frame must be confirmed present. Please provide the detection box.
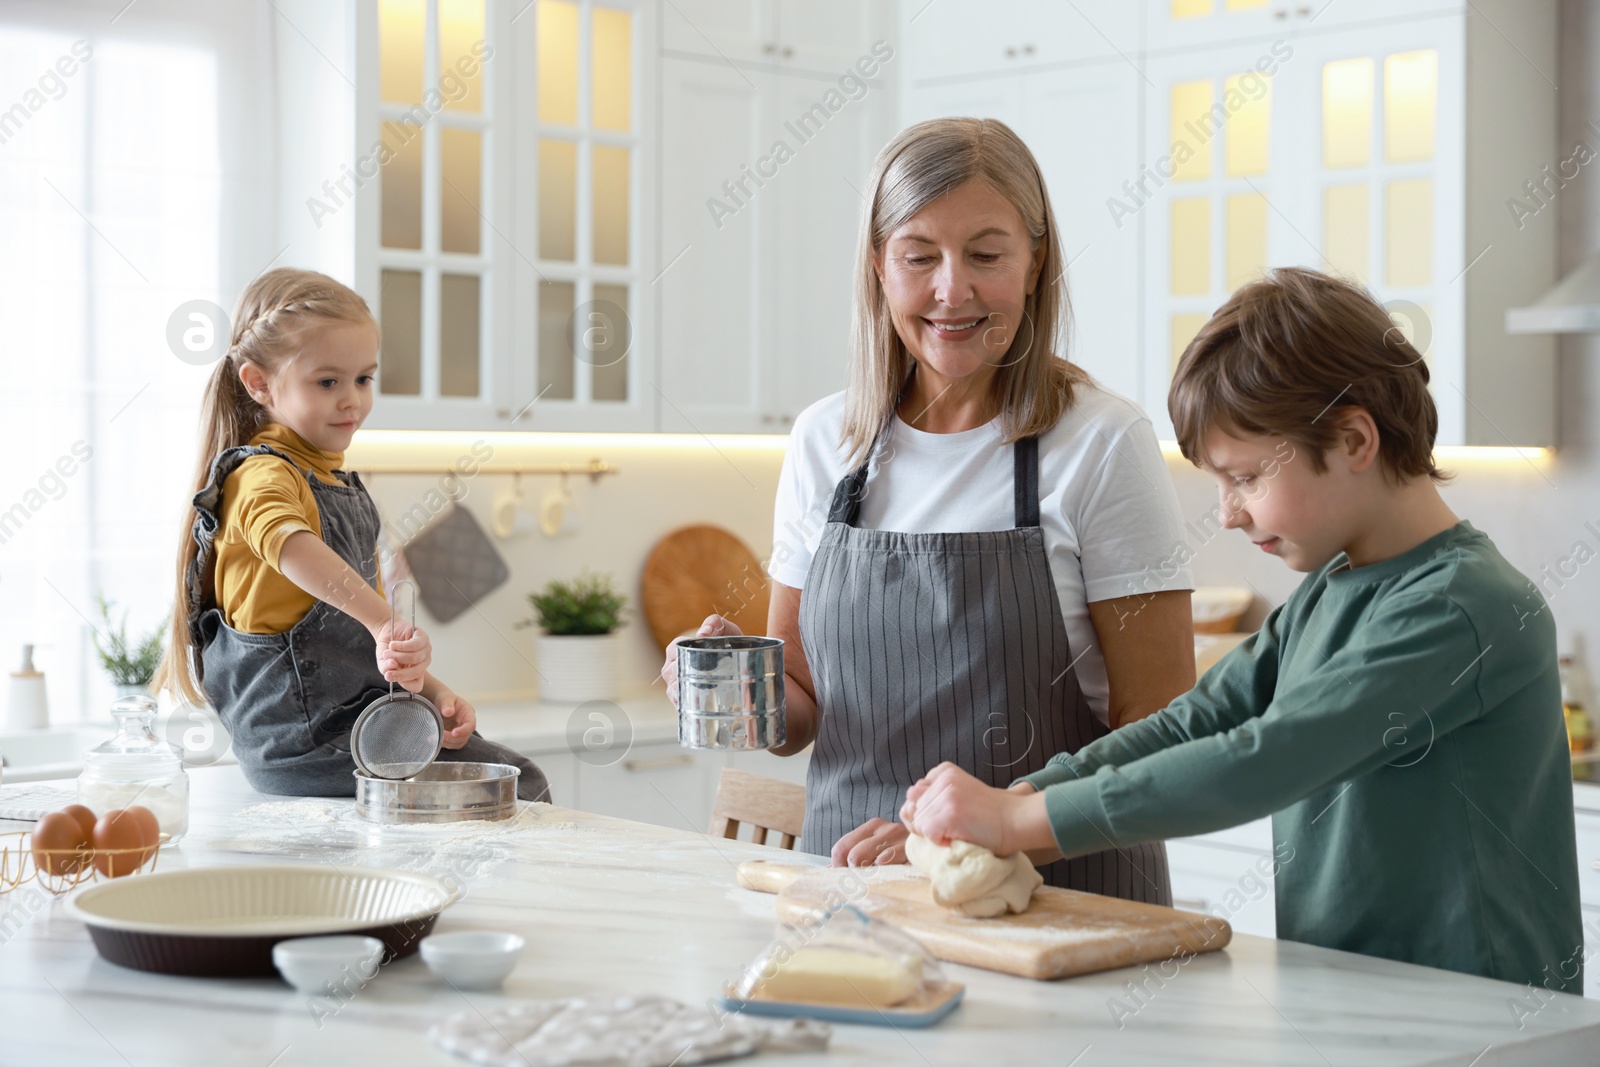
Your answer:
[0,5,272,723]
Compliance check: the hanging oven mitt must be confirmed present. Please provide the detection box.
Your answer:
[401,503,510,623]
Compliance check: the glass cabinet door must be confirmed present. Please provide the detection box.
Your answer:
[1286,17,1463,439]
[511,0,649,431]
[371,0,494,422]
[362,0,653,431]
[1142,41,1289,438]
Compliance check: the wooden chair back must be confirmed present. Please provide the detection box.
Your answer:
[708,767,805,850]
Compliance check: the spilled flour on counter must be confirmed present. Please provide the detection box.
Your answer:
[236,799,339,824]
[194,799,593,890]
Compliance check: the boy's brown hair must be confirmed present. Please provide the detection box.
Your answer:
[1169,266,1446,483]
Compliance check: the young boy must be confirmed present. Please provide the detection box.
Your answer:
[901,267,1583,993]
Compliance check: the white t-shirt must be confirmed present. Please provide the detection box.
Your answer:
[769,383,1195,725]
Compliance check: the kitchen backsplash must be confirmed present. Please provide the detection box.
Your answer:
[359,440,788,701]
[358,435,1600,705]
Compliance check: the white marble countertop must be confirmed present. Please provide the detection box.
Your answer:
[3,765,1600,1066]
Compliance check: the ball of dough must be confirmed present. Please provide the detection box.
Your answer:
[905,833,1042,917]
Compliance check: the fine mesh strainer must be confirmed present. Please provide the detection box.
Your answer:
[350,580,444,780]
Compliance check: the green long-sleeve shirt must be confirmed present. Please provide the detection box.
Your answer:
[1022,522,1583,992]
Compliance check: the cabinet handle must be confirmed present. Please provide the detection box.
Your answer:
[1273,8,1289,18]
[1296,4,1311,14]
[1004,46,1017,58]
[1022,43,1035,55]
[1172,896,1210,911]
[623,754,695,773]
[781,45,793,58]
[780,414,792,424]
[763,42,777,55]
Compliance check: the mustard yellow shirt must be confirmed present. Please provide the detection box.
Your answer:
[214,424,382,634]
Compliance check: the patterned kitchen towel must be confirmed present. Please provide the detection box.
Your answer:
[430,994,830,1067]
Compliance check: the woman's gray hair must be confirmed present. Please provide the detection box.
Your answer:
[841,117,1088,466]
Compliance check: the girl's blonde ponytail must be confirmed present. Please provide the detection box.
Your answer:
[153,269,375,708]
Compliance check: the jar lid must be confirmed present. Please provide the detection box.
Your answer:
[83,694,183,775]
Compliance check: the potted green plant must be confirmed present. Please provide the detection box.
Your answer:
[515,571,627,703]
[93,594,164,699]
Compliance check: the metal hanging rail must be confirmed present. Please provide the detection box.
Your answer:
[356,459,619,481]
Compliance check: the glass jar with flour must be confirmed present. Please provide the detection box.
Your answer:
[77,694,189,843]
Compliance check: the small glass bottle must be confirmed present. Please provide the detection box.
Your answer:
[1560,654,1594,781]
[77,694,190,843]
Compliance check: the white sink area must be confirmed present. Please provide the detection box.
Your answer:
[0,727,105,783]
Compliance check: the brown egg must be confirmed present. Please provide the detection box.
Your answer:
[122,805,161,846]
[91,809,157,878]
[61,804,97,839]
[31,812,89,876]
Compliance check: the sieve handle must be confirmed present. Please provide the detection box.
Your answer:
[388,578,419,698]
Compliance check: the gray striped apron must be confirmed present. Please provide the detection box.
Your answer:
[797,434,1171,903]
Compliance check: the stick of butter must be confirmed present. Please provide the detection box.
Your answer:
[750,948,921,1008]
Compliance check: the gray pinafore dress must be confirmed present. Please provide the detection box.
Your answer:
[187,444,550,802]
[797,434,1171,903]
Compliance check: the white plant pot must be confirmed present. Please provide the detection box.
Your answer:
[535,633,620,704]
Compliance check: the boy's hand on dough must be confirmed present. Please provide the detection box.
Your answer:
[900,762,1047,858]
[434,687,477,749]
[901,762,1004,851]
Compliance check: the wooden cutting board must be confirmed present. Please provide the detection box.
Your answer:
[640,525,769,652]
[737,861,1231,981]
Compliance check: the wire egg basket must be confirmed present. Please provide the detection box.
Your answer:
[0,829,167,897]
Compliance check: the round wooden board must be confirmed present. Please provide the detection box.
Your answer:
[641,524,769,652]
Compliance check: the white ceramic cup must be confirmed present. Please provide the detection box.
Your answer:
[272,935,384,994]
[420,931,525,990]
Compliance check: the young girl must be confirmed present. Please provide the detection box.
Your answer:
[154,268,551,802]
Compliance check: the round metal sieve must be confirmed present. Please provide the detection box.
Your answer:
[350,580,444,780]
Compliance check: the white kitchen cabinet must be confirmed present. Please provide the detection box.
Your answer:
[772,0,890,76]
[573,740,727,833]
[1580,796,1600,1000]
[660,0,772,66]
[1165,815,1278,939]
[899,72,1025,130]
[352,0,660,434]
[1142,0,1465,53]
[656,57,775,435]
[535,750,580,807]
[1585,905,1600,1001]
[1139,2,1555,444]
[1013,64,1145,405]
[1138,36,1303,437]
[769,71,886,427]
[661,0,878,75]
[1575,803,1600,909]
[350,0,894,435]
[900,0,1139,85]
[901,60,1143,404]
[657,47,894,434]
[902,0,1555,446]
